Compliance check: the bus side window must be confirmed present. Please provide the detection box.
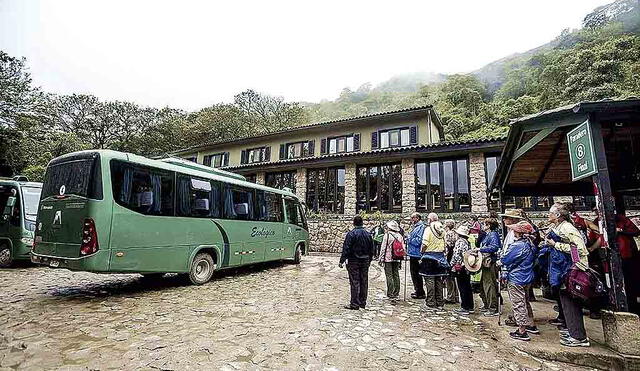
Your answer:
[176,175,221,218]
[111,161,175,216]
[255,191,283,222]
[223,185,255,221]
[285,198,304,228]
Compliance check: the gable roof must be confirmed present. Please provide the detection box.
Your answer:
[172,106,444,155]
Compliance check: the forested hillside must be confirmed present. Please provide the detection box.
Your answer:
[1,0,639,180]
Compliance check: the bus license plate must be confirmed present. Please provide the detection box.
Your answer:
[49,260,60,268]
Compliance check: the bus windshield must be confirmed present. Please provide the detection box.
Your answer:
[21,186,41,221]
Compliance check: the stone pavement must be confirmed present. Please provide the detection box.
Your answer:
[0,255,601,370]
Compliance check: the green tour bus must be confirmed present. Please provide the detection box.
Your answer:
[31,150,309,284]
[0,179,42,267]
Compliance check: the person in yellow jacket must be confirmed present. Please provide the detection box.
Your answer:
[420,213,447,308]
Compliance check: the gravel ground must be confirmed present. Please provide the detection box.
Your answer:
[0,255,594,370]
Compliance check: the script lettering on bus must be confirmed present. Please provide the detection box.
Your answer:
[251,227,276,238]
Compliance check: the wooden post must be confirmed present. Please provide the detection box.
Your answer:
[589,115,628,311]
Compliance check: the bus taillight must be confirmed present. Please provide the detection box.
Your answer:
[80,218,99,255]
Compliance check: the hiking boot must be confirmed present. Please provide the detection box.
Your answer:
[344,305,360,310]
[548,318,565,326]
[526,326,540,334]
[509,330,531,341]
[411,292,426,299]
[483,311,499,317]
[560,336,590,347]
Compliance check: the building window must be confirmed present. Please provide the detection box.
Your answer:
[241,147,270,164]
[203,152,228,167]
[380,128,410,148]
[502,196,554,211]
[357,163,402,212]
[281,141,314,159]
[306,168,345,213]
[266,170,297,192]
[320,134,360,155]
[373,126,417,149]
[573,195,596,211]
[245,174,256,183]
[416,158,470,212]
[485,155,500,210]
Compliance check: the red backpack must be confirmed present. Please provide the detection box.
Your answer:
[391,236,406,260]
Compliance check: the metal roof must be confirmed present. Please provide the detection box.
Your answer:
[223,137,506,171]
[172,105,443,155]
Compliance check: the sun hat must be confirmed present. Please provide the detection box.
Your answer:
[506,220,534,234]
[498,209,527,220]
[455,225,470,237]
[386,220,401,232]
[463,250,483,272]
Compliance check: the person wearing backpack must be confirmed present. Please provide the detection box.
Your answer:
[420,213,448,309]
[379,220,405,300]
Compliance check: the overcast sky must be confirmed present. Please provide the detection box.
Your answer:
[1,0,609,110]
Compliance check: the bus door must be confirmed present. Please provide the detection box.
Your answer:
[283,197,305,258]
[256,191,284,261]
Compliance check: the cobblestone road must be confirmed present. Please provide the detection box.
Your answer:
[1,256,592,370]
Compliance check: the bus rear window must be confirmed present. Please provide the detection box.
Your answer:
[42,156,102,200]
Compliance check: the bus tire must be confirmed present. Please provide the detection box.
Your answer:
[189,252,215,285]
[0,243,12,268]
[292,244,302,265]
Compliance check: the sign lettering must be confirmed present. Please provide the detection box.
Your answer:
[567,121,597,181]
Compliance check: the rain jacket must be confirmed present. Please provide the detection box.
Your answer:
[501,237,535,286]
[541,230,573,287]
[339,226,375,264]
[407,221,426,258]
[379,231,404,263]
[479,230,501,262]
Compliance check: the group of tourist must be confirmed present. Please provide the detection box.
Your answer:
[338,200,640,348]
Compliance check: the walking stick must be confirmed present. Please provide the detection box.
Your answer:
[403,256,408,301]
[497,267,502,326]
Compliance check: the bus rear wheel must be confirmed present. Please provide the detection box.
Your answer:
[189,252,215,285]
[0,243,12,268]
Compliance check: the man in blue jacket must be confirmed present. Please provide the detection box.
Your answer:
[407,212,426,299]
[500,221,538,341]
[339,215,375,310]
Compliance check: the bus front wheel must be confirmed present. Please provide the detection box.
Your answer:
[189,252,215,285]
[0,243,12,268]
[292,244,302,265]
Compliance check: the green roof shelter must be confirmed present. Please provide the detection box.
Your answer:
[491,99,640,324]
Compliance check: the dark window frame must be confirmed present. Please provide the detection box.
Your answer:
[306,167,345,213]
[266,170,297,192]
[415,157,471,213]
[284,141,313,159]
[379,126,411,148]
[356,163,402,213]
[327,134,356,154]
[203,152,228,167]
[243,146,270,164]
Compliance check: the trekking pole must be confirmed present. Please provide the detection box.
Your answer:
[497,267,502,326]
[403,256,408,301]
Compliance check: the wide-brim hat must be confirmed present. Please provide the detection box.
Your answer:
[498,208,526,220]
[463,250,483,273]
[386,220,400,232]
[455,225,470,237]
[507,220,534,234]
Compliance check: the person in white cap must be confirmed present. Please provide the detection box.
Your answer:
[379,220,404,300]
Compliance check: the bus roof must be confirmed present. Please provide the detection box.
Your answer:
[0,180,43,189]
[49,150,299,199]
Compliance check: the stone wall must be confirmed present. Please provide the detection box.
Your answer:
[256,172,265,185]
[344,163,357,215]
[295,168,306,201]
[401,158,416,214]
[469,153,488,214]
[308,214,413,253]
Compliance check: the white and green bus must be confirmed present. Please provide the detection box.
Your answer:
[0,179,42,267]
[31,150,309,284]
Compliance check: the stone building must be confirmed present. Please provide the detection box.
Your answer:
[173,106,579,252]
